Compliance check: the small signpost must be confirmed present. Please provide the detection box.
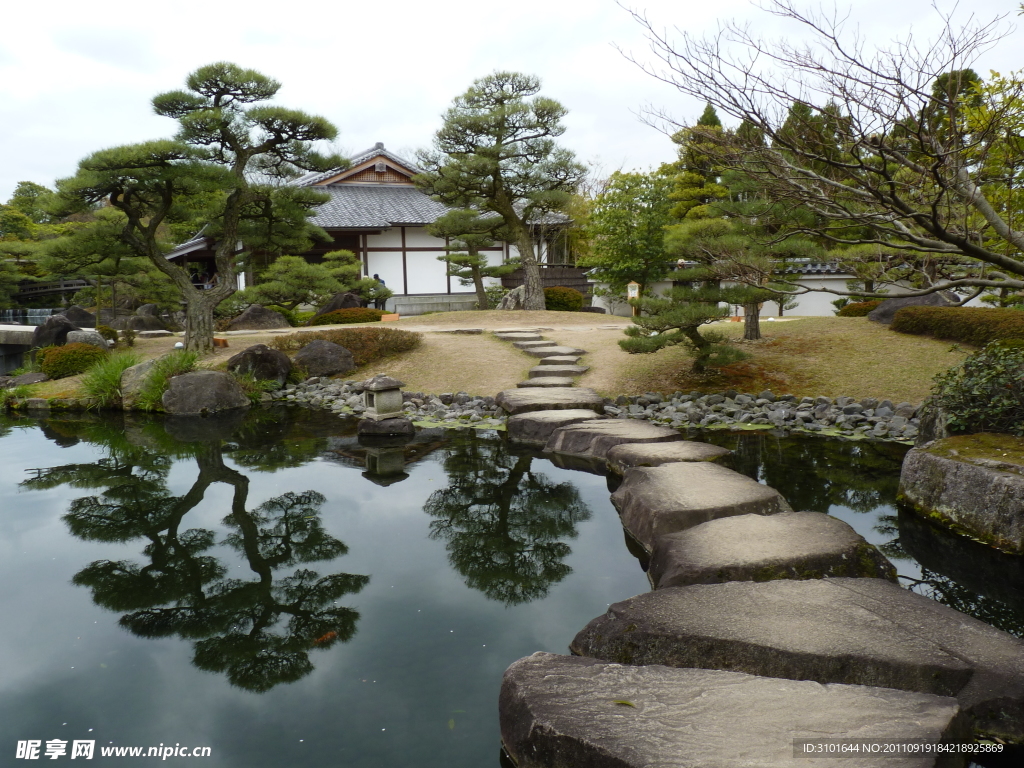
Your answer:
[627,281,640,317]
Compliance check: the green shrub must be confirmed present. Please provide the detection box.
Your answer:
[932,341,1024,435]
[36,343,109,379]
[483,285,509,309]
[136,350,199,412]
[95,325,119,346]
[0,385,33,408]
[271,326,421,366]
[307,308,387,326]
[891,306,1024,346]
[836,300,883,317]
[232,372,281,404]
[80,351,142,408]
[544,286,585,312]
[122,328,136,347]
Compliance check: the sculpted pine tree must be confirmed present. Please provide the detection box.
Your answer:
[53,62,343,352]
[416,72,586,310]
[426,209,516,309]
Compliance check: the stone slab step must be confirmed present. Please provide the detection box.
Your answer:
[545,420,682,460]
[493,328,541,334]
[512,340,551,349]
[528,365,588,378]
[612,462,793,553]
[570,577,1024,741]
[517,377,576,388]
[496,387,604,416]
[501,652,968,768]
[507,410,606,447]
[648,511,897,589]
[524,345,585,358]
[496,333,544,342]
[606,441,731,474]
[536,355,582,366]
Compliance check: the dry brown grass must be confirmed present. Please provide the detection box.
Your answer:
[19,313,970,406]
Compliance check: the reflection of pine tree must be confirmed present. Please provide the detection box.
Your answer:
[907,570,1024,639]
[424,436,591,606]
[23,419,367,693]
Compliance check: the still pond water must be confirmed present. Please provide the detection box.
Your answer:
[0,407,1021,767]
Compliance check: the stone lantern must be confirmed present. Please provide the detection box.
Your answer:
[361,374,406,421]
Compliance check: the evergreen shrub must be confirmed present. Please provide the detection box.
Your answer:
[932,341,1024,435]
[36,343,109,379]
[95,325,119,345]
[543,286,585,312]
[836,300,882,317]
[307,308,387,326]
[271,327,420,366]
[891,306,1024,346]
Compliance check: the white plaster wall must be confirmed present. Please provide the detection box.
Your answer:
[404,227,439,248]
[406,252,449,294]
[366,252,404,294]
[369,229,403,248]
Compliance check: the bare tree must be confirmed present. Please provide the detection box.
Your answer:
[624,1,1024,300]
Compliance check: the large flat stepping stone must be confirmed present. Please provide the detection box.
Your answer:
[571,578,1024,741]
[496,387,604,416]
[493,328,541,334]
[606,440,731,474]
[544,419,682,460]
[512,340,552,349]
[517,377,576,388]
[536,355,581,366]
[496,333,543,342]
[524,345,585,358]
[612,463,793,553]
[648,511,897,589]
[528,364,588,378]
[507,410,606,447]
[501,652,968,768]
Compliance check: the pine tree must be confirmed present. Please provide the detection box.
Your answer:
[426,209,516,309]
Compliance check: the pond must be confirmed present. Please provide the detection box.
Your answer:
[0,408,1021,767]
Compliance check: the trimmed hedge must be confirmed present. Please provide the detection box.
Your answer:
[36,343,109,379]
[544,285,585,312]
[307,308,387,326]
[836,300,883,317]
[891,306,1024,346]
[271,326,421,366]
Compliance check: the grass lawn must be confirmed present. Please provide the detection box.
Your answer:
[18,313,969,406]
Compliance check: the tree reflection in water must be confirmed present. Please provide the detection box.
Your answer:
[424,435,591,606]
[21,415,367,693]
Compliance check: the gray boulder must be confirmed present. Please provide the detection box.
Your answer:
[314,292,363,317]
[10,372,50,387]
[868,291,959,324]
[161,370,250,415]
[293,339,356,377]
[899,435,1024,554]
[226,344,292,386]
[497,285,526,310]
[31,314,80,348]
[67,330,109,350]
[61,305,96,328]
[120,359,159,410]
[570,577,1024,741]
[501,653,969,768]
[648,511,897,589]
[225,304,291,331]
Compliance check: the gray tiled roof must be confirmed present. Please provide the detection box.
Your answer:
[307,184,451,228]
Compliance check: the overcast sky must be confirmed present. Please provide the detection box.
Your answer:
[1,0,1019,201]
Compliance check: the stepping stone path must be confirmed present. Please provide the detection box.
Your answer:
[544,420,682,460]
[501,653,969,768]
[648,511,897,588]
[612,462,793,553]
[571,578,1024,742]
[506,409,605,447]
[486,321,1023,761]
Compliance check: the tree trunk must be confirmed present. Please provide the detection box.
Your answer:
[683,326,712,373]
[470,264,489,310]
[743,303,761,340]
[515,228,546,311]
[183,293,220,353]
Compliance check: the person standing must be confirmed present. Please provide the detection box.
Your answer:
[372,274,386,310]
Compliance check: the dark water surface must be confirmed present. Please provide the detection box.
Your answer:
[0,410,1020,767]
